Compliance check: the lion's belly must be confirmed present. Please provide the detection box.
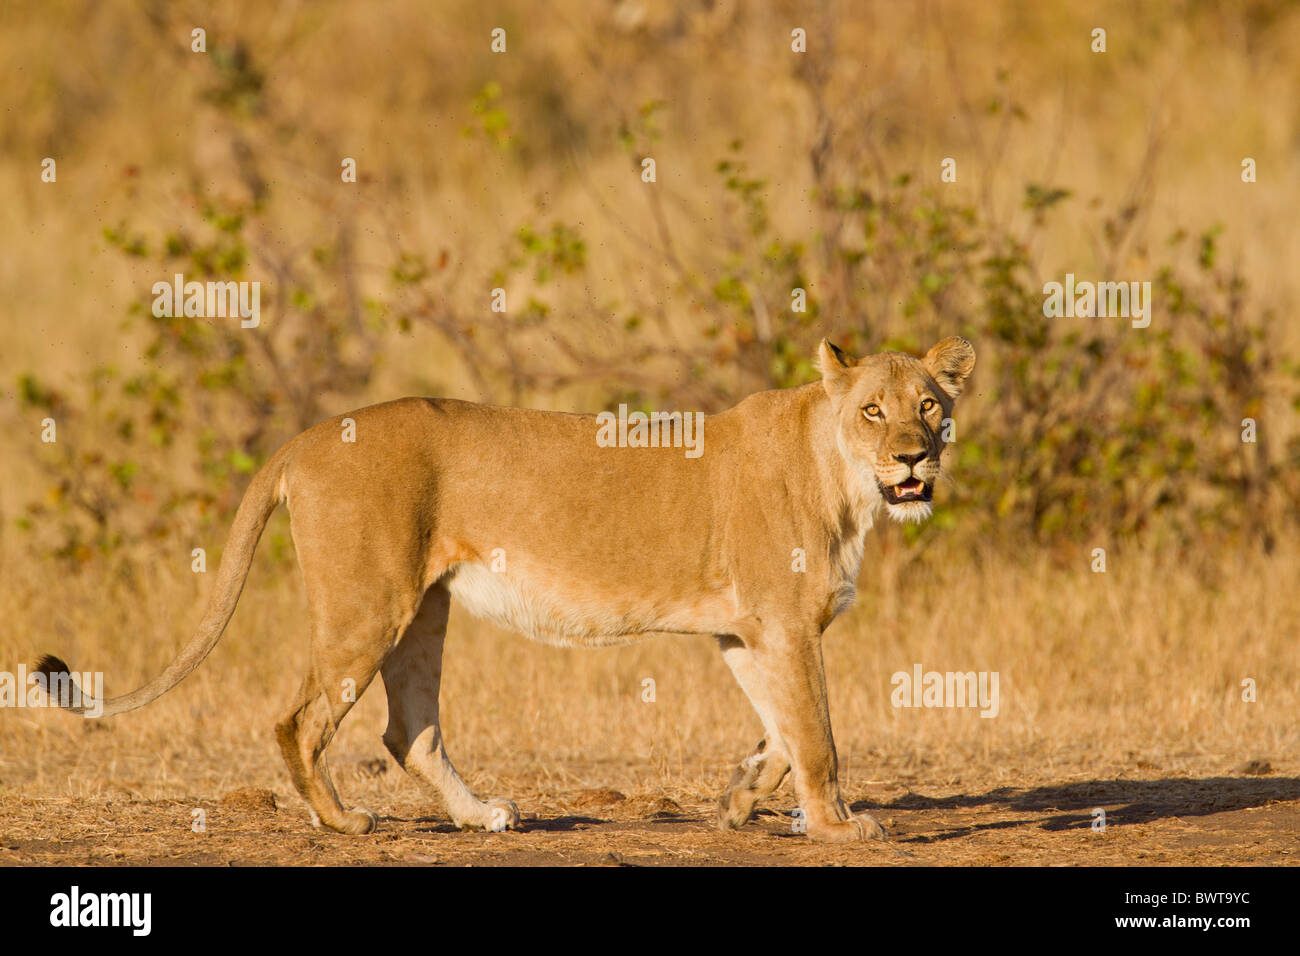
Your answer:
[445,562,725,647]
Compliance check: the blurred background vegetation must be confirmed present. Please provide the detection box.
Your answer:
[2,0,1298,579]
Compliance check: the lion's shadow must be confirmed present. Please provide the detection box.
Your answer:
[406,813,608,834]
[850,775,1300,841]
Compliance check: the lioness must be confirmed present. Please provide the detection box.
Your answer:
[37,336,974,843]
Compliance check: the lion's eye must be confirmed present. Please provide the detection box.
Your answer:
[920,397,937,413]
[863,404,881,418]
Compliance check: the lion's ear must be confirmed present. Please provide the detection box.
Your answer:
[923,336,976,399]
[818,339,856,397]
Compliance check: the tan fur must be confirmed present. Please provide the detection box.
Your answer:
[36,337,975,843]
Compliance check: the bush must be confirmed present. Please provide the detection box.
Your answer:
[12,39,1297,573]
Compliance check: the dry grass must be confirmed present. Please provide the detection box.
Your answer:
[3,529,1295,812]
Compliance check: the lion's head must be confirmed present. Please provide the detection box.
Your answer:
[819,336,976,524]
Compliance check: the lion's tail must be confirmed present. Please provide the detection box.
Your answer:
[33,442,293,719]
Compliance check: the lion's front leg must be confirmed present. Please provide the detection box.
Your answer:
[745,627,885,843]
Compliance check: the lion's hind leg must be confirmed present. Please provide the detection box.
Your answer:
[716,635,792,830]
[275,657,387,835]
[381,584,520,832]
[274,567,412,835]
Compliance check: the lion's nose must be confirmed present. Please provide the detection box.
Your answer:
[893,450,927,467]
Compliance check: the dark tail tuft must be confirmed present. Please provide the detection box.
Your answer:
[32,654,72,678]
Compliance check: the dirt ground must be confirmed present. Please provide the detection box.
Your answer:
[3,758,1296,867]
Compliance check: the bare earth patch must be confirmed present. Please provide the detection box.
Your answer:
[3,764,1296,867]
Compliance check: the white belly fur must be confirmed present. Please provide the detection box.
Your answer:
[444,562,651,647]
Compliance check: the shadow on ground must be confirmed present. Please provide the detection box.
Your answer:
[850,776,1300,842]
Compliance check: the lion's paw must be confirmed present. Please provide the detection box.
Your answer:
[808,812,886,843]
[341,806,379,834]
[456,797,520,832]
[486,797,521,832]
[717,790,757,831]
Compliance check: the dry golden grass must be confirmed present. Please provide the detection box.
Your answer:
[3,528,1295,810]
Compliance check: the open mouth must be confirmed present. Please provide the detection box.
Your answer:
[880,477,933,505]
